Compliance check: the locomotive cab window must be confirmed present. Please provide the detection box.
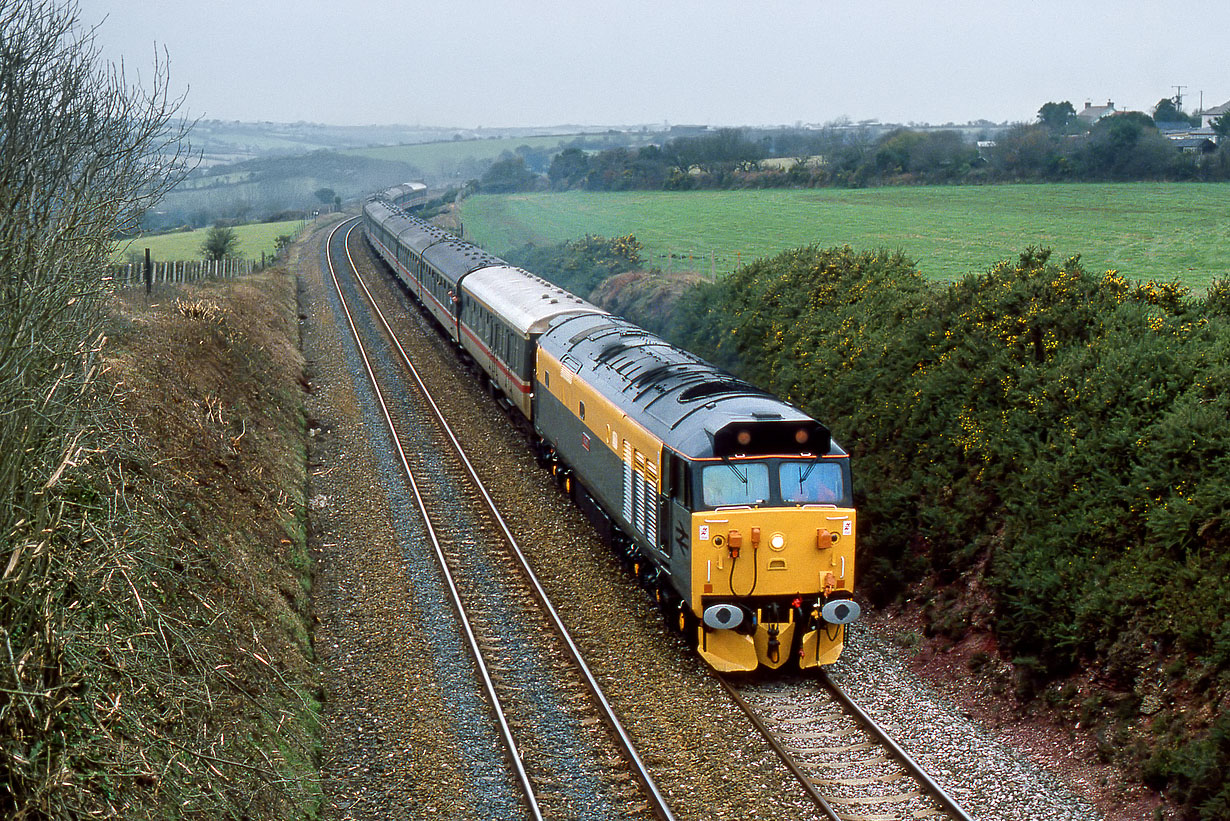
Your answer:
[702,462,769,507]
[664,451,691,505]
[779,460,844,504]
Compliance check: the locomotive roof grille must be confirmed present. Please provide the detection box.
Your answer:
[595,341,635,362]
[679,379,768,402]
[630,363,682,388]
[568,322,623,346]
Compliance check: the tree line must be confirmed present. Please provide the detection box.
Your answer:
[477,103,1230,194]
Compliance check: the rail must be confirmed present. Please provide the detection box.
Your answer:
[719,669,976,821]
[328,216,677,821]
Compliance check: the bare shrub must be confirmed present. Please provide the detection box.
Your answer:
[0,0,191,815]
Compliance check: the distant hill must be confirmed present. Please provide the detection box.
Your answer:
[151,120,631,230]
[186,119,623,168]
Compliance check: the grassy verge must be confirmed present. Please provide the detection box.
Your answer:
[15,270,321,818]
[459,184,1230,289]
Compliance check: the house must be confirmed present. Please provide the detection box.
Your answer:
[1199,100,1229,130]
[1171,136,1218,154]
[1077,100,1116,125]
[1154,121,1196,134]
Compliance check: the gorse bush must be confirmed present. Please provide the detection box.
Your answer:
[672,246,1230,818]
[502,234,643,297]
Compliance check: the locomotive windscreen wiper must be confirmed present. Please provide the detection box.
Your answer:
[794,460,817,494]
[723,462,749,485]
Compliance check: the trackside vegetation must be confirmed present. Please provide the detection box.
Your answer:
[668,246,1230,819]
[1,2,319,817]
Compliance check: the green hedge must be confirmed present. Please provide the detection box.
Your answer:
[672,245,1230,817]
[501,234,644,297]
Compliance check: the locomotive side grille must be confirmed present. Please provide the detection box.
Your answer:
[634,453,647,535]
[622,442,633,523]
[644,463,658,544]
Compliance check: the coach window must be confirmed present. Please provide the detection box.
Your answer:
[579,400,586,420]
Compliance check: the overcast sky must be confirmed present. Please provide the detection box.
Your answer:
[77,0,1229,128]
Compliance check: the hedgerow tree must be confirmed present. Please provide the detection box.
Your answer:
[1037,100,1077,133]
[1213,114,1230,139]
[478,153,538,192]
[0,0,188,813]
[201,223,240,260]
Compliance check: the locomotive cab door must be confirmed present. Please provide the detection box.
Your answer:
[661,450,692,597]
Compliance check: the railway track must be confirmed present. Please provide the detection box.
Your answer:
[719,670,974,821]
[324,217,675,820]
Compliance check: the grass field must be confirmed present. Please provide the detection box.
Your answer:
[346,136,573,180]
[112,220,307,263]
[459,184,1230,290]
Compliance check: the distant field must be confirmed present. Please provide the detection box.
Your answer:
[346,136,573,181]
[459,184,1230,290]
[112,220,306,263]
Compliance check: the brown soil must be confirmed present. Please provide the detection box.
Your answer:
[872,604,1177,821]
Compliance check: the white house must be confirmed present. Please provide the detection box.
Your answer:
[1199,100,1230,129]
[1076,100,1116,125]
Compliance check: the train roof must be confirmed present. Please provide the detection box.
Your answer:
[364,199,450,251]
[365,193,515,290]
[380,181,427,206]
[420,238,506,283]
[396,218,453,254]
[363,196,399,222]
[538,312,836,461]
[462,266,607,336]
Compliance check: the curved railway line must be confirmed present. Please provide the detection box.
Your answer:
[325,217,674,820]
[320,211,987,821]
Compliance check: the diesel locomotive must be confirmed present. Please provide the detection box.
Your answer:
[362,184,861,672]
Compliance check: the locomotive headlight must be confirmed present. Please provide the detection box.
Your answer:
[769,532,786,551]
